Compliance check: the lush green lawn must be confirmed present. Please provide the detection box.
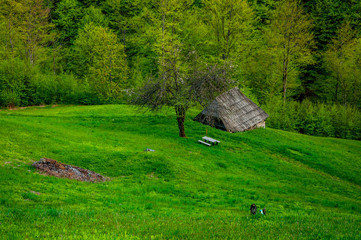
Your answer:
[0,105,360,239]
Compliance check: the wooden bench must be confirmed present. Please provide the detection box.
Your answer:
[202,136,220,145]
[198,140,211,146]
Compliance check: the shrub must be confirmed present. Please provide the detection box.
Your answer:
[30,73,99,105]
[263,97,299,131]
[30,73,58,105]
[0,59,32,107]
[0,89,21,108]
[263,98,361,140]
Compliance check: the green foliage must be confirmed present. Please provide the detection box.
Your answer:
[0,59,33,106]
[248,0,277,25]
[263,97,361,139]
[0,89,21,108]
[80,6,109,28]
[52,0,84,45]
[0,59,99,107]
[0,0,24,60]
[203,0,255,61]
[263,97,299,131]
[72,23,128,101]
[238,86,260,106]
[304,0,361,51]
[323,22,361,106]
[30,73,98,105]
[239,35,280,104]
[265,0,314,102]
[102,0,149,86]
[0,0,55,65]
[0,0,361,140]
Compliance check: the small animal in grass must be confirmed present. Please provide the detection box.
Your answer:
[260,207,266,215]
[250,203,257,215]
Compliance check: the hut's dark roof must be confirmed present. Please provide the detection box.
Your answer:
[194,87,269,132]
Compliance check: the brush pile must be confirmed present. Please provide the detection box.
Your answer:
[32,158,108,182]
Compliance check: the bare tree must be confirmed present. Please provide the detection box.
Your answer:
[132,0,234,137]
[132,49,235,137]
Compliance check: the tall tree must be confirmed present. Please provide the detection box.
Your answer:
[52,0,83,45]
[103,0,161,88]
[72,23,128,100]
[133,56,235,137]
[203,0,255,61]
[151,0,191,137]
[352,39,361,108]
[299,0,361,101]
[324,22,359,106]
[267,0,314,103]
[0,0,54,64]
[304,0,361,51]
[0,0,22,60]
[103,0,142,44]
[133,0,235,137]
[240,34,281,104]
[21,0,54,65]
[248,0,277,24]
[80,6,109,28]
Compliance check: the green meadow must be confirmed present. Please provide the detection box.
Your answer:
[0,105,360,239]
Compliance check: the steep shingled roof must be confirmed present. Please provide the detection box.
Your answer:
[194,87,269,132]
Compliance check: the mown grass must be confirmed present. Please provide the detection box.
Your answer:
[0,105,360,239]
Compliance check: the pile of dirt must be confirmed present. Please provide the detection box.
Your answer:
[32,158,109,182]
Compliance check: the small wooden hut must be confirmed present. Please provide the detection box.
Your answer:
[194,87,269,133]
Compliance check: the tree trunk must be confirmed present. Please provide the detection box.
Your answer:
[283,67,288,103]
[27,22,34,65]
[223,6,233,60]
[8,17,14,55]
[109,50,112,83]
[282,50,289,103]
[335,76,339,103]
[122,28,126,46]
[177,116,186,138]
[175,105,186,137]
[52,43,57,75]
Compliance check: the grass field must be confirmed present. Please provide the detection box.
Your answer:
[0,105,360,239]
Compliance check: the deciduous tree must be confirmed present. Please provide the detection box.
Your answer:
[132,0,235,137]
[21,0,54,65]
[203,0,255,61]
[0,0,54,64]
[52,0,83,45]
[0,0,23,60]
[324,22,360,106]
[72,23,128,100]
[266,0,314,103]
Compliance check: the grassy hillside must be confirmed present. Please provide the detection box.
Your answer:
[0,105,360,239]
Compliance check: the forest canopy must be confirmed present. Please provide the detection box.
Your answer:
[0,0,360,139]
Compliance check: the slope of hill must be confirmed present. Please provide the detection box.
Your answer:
[0,105,360,239]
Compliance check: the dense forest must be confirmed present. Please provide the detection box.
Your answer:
[0,0,361,139]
